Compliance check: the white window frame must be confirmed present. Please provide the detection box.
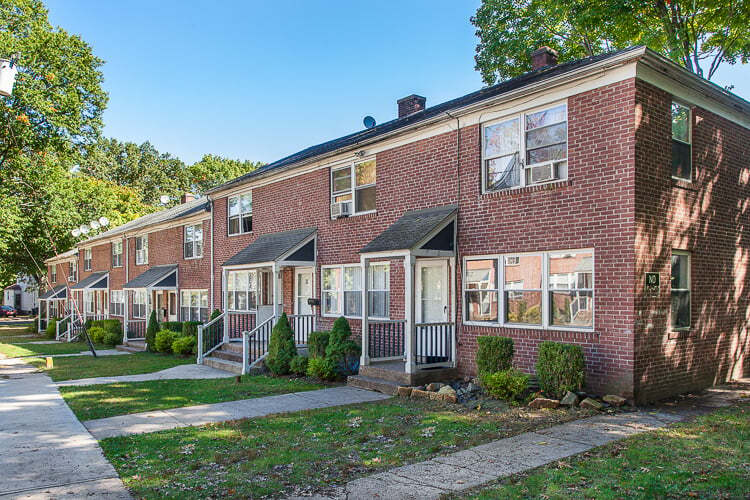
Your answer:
[132,289,147,319]
[180,289,209,322]
[50,266,57,283]
[367,263,390,320]
[463,249,595,331]
[227,191,253,236]
[84,248,92,271]
[481,102,568,193]
[109,290,124,316]
[84,290,95,314]
[321,263,389,319]
[135,235,148,266]
[671,101,692,182]
[226,270,258,312]
[112,241,123,268]
[184,223,204,259]
[68,260,77,282]
[330,158,376,218]
[670,250,691,330]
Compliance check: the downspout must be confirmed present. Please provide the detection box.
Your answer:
[445,111,461,366]
[209,199,215,312]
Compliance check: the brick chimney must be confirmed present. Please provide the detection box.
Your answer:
[531,46,558,70]
[397,94,426,118]
[180,192,195,204]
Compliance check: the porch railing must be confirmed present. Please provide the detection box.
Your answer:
[242,315,275,374]
[289,314,315,345]
[197,312,225,363]
[126,320,147,340]
[68,317,85,342]
[415,322,454,367]
[56,314,72,341]
[227,311,256,340]
[368,319,406,361]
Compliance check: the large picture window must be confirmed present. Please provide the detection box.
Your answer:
[184,224,203,259]
[671,251,690,329]
[483,103,568,192]
[464,249,594,329]
[331,159,376,216]
[228,192,252,235]
[135,235,148,265]
[227,270,257,311]
[322,263,389,318]
[112,241,123,268]
[110,290,124,316]
[132,290,147,319]
[181,290,208,322]
[671,102,691,181]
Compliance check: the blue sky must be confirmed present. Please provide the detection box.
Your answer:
[46,1,750,165]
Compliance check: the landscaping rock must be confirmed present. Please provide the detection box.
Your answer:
[429,391,442,401]
[466,382,481,393]
[603,394,627,407]
[528,397,560,409]
[411,389,430,400]
[426,382,443,392]
[397,386,413,398]
[560,391,579,407]
[441,393,458,403]
[580,397,604,410]
[438,385,457,396]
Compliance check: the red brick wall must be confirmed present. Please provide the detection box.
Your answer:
[633,79,750,402]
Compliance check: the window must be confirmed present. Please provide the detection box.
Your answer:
[228,192,252,235]
[331,159,376,216]
[464,249,594,329]
[112,241,123,267]
[181,290,208,322]
[135,236,148,265]
[68,260,78,282]
[84,248,92,271]
[50,266,57,283]
[227,270,257,311]
[671,102,691,181]
[368,263,390,319]
[322,264,389,318]
[110,290,124,316]
[184,224,204,258]
[343,267,362,317]
[132,290,147,319]
[84,291,94,314]
[671,251,691,329]
[482,104,568,192]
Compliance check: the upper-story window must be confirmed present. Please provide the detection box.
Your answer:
[84,248,92,271]
[50,266,57,283]
[68,260,77,282]
[228,192,252,235]
[482,103,568,192]
[184,224,203,259]
[671,102,691,182]
[112,240,123,268]
[331,159,376,217]
[135,235,148,265]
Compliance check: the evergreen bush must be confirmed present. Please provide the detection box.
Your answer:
[290,355,309,376]
[172,335,196,356]
[307,331,330,358]
[265,312,297,375]
[87,326,106,344]
[476,336,514,375]
[536,341,585,399]
[480,368,529,401]
[306,356,337,381]
[325,316,360,375]
[155,329,177,353]
[181,321,200,337]
[161,321,183,333]
[45,318,57,339]
[146,311,159,351]
[102,330,121,346]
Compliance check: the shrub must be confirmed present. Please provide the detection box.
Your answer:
[325,317,360,375]
[99,319,122,338]
[154,329,177,353]
[265,313,297,375]
[480,368,529,401]
[146,311,159,351]
[210,309,222,321]
[307,331,330,359]
[161,321,183,334]
[476,336,514,375]
[45,318,58,339]
[536,341,585,399]
[307,356,337,381]
[290,355,309,376]
[181,321,200,338]
[102,330,121,347]
[29,317,39,334]
[87,326,106,344]
[172,335,196,356]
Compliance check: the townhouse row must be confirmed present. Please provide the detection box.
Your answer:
[41,46,750,402]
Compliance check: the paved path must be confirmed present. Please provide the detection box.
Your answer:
[0,349,129,362]
[0,360,131,499]
[85,387,392,440]
[57,363,232,387]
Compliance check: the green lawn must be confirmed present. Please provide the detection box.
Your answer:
[100,400,592,499]
[27,351,196,381]
[0,341,108,358]
[0,325,41,343]
[462,403,750,500]
[62,375,331,421]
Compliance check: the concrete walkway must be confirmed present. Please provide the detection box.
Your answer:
[57,363,233,387]
[0,360,131,499]
[85,387,392,440]
[0,349,129,362]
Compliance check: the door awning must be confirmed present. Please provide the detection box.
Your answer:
[70,272,108,290]
[123,265,178,290]
[223,227,316,267]
[39,284,67,300]
[360,205,456,255]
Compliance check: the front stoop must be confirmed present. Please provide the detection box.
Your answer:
[202,342,243,374]
[116,340,147,353]
[347,363,458,395]
[347,375,400,395]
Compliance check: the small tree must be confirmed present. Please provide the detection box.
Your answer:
[146,310,159,351]
[265,312,297,375]
[325,316,360,375]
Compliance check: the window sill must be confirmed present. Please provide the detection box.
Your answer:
[184,255,203,261]
[463,320,597,333]
[482,179,571,199]
[330,210,377,222]
[671,178,696,190]
[228,231,253,238]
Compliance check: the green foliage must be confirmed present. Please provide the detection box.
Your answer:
[187,154,263,195]
[45,318,57,339]
[92,319,122,338]
[306,356,338,381]
[29,317,39,333]
[290,355,309,377]
[325,316,360,367]
[536,341,585,399]
[210,309,222,321]
[87,326,106,344]
[160,321,183,334]
[181,321,200,338]
[476,336,514,375]
[102,330,121,347]
[265,313,297,375]
[146,311,159,351]
[471,0,750,84]
[154,329,177,354]
[480,368,529,401]
[172,335,196,356]
[307,331,330,359]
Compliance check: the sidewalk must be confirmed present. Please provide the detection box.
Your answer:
[57,363,232,387]
[84,387,392,440]
[0,360,131,499]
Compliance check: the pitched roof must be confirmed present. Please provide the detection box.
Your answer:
[207,46,649,195]
[224,227,317,267]
[39,284,67,300]
[70,272,108,290]
[44,248,78,264]
[4,284,21,291]
[123,265,178,289]
[360,205,457,254]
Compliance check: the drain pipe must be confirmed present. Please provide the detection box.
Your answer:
[445,111,461,367]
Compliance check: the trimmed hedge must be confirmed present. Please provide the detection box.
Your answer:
[161,321,183,334]
[476,336,514,375]
[265,313,297,375]
[307,356,337,381]
[290,355,309,376]
[480,368,529,401]
[307,331,330,359]
[172,335,196,356]
[181,321,200,338]
[102,330,121,346]
[155,329,177,353]
[87,326,106,344]
[536,341,585,399]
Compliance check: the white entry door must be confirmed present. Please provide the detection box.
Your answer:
[295,268,314,315]
[416,260,448,323]
[168,292,177,321]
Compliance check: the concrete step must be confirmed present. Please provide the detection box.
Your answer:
[212,349,243,362]
[223,341,243,353]
[359,364,459,387]
[117,340,147,353]
[347,375,400,396]
[203,356,243,374]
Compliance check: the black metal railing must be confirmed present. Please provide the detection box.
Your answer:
[368,319,406,360]
[227,311,256,340]
[199,313,225,360]
[244,316,273,368]
[69,319,85,341]
[415,322,453,366]
[289,314,315,345]
[126,320,147,340]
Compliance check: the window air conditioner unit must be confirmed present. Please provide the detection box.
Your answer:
[529,162,556,184]
[330,201,352,219]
